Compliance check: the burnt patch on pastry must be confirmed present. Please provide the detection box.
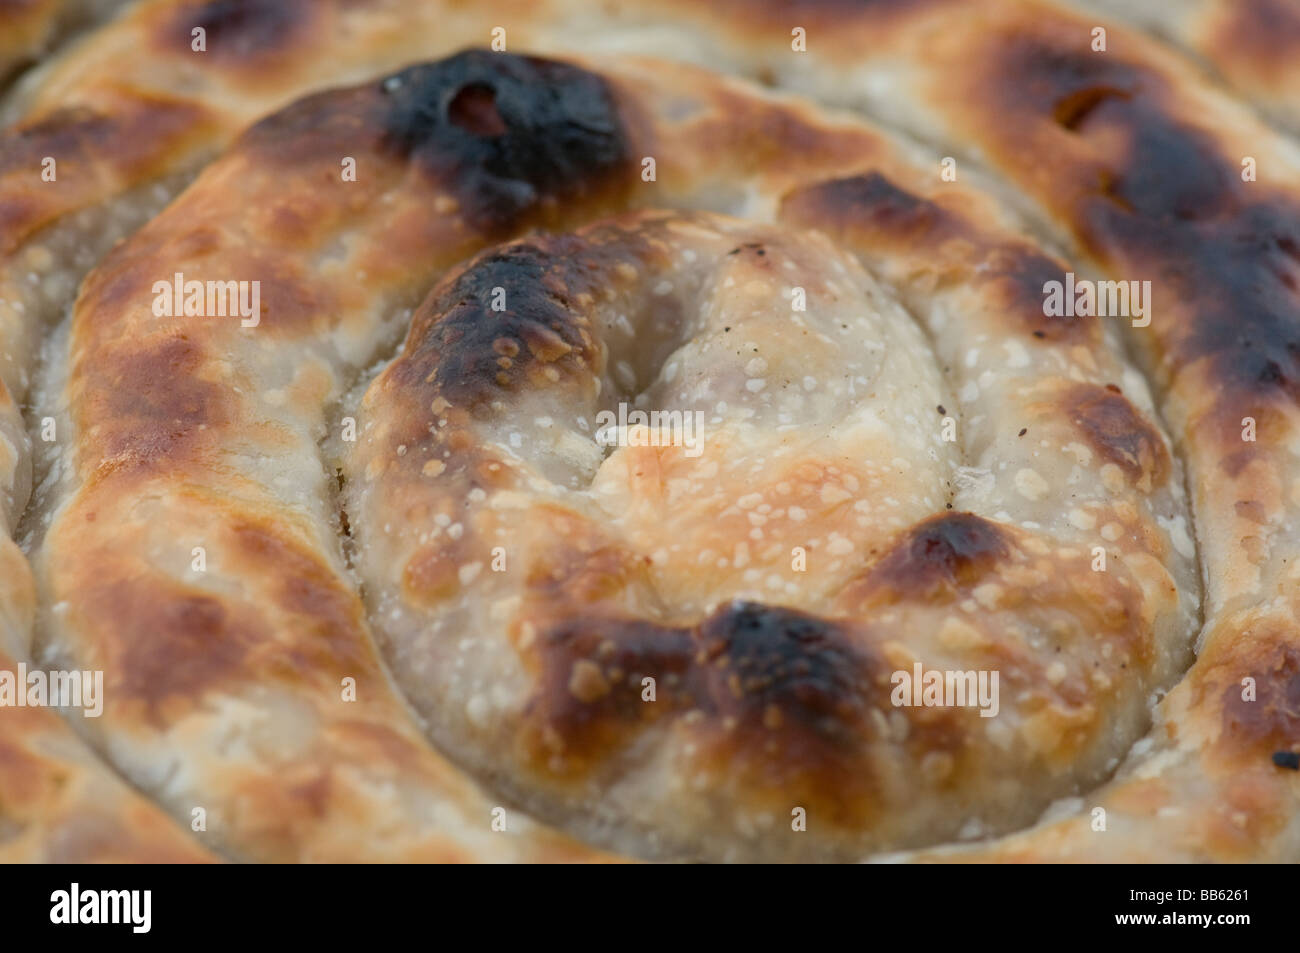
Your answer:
[104,582,256,725]
[525,599,878,778]
[162,0,311,60]
[783,173,957,244]
[696,601,876,742]
[377,51,633,233]
[0,107,107,181]
[394,221,665,414]
[974,29,1300,418]
[986,248,1095,343]
[395,240,598,412]
[527,614,697,764]
[80,334,231,478]
[1155,206,1300,413]
[857,512,1011,604]
[232,82,388,172]
[1217,643,1300,752]
[0,99,211,251]
[780,173,1091,342]
[1092,117,1233,224]
[979,36,1235,223]
[1063,383,1170,485]
[693,601,882,821]
[93,514,377,724]
[989,37,1143,135]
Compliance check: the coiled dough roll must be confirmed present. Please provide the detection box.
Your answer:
[1,0,1297,861]
[17,48,1190,861]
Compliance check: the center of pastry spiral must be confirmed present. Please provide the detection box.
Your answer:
[343,209,1192,861]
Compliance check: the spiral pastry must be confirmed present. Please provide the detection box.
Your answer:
[1,0,1298,862]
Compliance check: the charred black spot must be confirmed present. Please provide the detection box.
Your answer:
[447,83,506,137]
[400,239,596,411]
[864,512,1009,603]
[169,0,306,58]
[379,50,631,232]
[1066,384,1169,484]
[1102,107,1233,223]
[1274,751,1300,770]
[697,601,873,740]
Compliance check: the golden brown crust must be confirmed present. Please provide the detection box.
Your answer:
[0,647,217,863]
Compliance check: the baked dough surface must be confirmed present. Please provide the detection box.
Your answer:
[0,0,1296,862]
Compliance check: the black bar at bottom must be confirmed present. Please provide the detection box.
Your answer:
[1,862,1280,941]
